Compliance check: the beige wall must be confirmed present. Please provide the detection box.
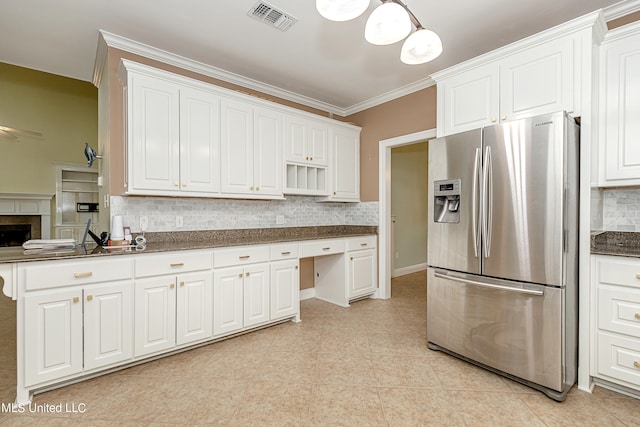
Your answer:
[345,86,437,202]
[0,62,98,195]
[391,142,428,270]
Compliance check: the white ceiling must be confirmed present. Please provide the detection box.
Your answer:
[0,0,632,115]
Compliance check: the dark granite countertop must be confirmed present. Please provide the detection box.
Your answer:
[591,231,640,258]
[0,225,378,264]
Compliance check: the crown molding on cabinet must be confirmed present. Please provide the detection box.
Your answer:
[431,10,606,82]
[603,0,640,21]
[601,17,640,43]
[92,32,108,88]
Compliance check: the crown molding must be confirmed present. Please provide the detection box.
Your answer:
[92,32,108,87]
[343,77,435,116]
[603,0,640,20]
[99,30,349,116]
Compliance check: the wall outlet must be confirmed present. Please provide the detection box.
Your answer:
[139,216,148,232]
[276,215,285,225]
[176,215,183,228]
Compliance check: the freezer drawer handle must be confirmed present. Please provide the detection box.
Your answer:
[434,272,544,296]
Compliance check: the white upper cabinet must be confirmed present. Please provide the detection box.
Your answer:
[598,22,640,186]
[324,125,360,202]
[284,115,328,167]
[220,98,283,198]
[432,12,603,137]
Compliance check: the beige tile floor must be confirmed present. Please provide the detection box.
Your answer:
[0,271,639,425]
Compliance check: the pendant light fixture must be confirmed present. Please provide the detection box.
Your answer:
[315,0,370,22]
[316,0,442,64]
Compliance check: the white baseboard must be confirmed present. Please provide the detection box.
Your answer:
[300,288,315,301]
[392,263,427,278]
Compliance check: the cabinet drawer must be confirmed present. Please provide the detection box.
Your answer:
[270,243,299,260]
[597,332,640,389]
[598,286,640,337]
[23,258,133,291]
[300,239,345,258]
[596,257,640,288]
[214,245,270,268]
[135,251,212,278]
[346,235,377,252]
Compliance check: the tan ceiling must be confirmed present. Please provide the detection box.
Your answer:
[0,0,629,115]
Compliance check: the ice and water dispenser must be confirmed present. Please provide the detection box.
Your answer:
[433,179,461,223]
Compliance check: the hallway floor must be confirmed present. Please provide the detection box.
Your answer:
[1,271,639,425]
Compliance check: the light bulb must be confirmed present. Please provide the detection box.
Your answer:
[401,28,442,64]
[316,0,370,22]
[365,2,411,45]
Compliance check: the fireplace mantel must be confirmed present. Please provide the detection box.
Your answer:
[0,193,52,239]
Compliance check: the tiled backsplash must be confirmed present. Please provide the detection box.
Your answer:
[110,196,379,232]
[602,188,640,232]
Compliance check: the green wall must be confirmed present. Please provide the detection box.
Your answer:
[391,142,428,272]
[0,62,98,195]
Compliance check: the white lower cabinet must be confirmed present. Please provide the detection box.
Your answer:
[24,281,133,387]
[135,271,213,356]
[213,262,270,336]
[592,255,640,392]
[271,259,299,320]
[348,249,377,299]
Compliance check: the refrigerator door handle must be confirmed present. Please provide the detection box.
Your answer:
[482,146,493,258]
[472,148,481,257]
[434,271,544,296]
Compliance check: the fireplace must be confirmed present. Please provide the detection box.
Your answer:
[0,193,51,247]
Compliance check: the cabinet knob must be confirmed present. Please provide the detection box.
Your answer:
[491,117,497,122]
[635,361,640,368]
[636,274,640,279]
[256,187,260,191]
[635,313,640,319]
[238,273,243,278]
[170,283,175,289]
[295,266,298,270]
[180,282,185,287]
[306,157,309,160]
[310,157,313,161]
[73,297,80,303]
[86,295,93,301]
[250,186,254,191]
[350,257,353,260]
[246,272,251,277]
[333,192,336,195]
[182,182,187,187]
[174,181,179,187]
[500,115,506,121]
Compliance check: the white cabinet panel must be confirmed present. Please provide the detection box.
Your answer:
[270,259,299,320]
[179,87,221,193]
[500,37,573,121]
[84,282,133,371]
[329,126,360,202]
[130,73,180,191]
[243,263,270,328]
[213,266,244,336]
[253,107,282,196]
[24,289,83,386]
[176,272,213,345]
[348,249,377,299]
[134,278,176,357]
[284,115,328,166]
[221,98,254,194]
[600,26,640,185]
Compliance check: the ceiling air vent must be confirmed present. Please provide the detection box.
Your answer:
[248,1,297,32]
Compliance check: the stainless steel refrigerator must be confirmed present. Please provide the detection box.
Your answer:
[427,111,578,401]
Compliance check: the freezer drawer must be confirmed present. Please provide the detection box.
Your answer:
[427,268,570,393]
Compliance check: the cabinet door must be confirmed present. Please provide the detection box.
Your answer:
[270,259,299,320]
[284,115,307,164]
[220,98,254,194]
[176,271,213,346]
[437,63,499,136]
[500,37,574,122]
[348,249,377,299]
[134,277,176,357]
[180,87,221,194]
[213,266,244,336]
[601,30,640,185]
[308,120,329,166]
[243,263,270,328]
[330,127,360,201]
[24,289,83,386]
[84,281,133,371]
[130,73,180,192]
[253,107,282,196]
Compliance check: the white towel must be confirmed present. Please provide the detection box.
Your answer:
[22,239,77,250]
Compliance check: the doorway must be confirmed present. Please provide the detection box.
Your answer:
[377,129,436,299]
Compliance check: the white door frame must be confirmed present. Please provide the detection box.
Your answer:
[376,128,437,299]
